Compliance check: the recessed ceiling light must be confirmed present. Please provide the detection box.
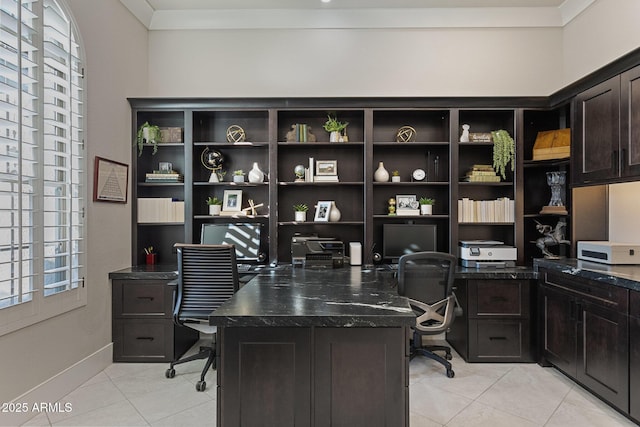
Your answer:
[321,0,331,3]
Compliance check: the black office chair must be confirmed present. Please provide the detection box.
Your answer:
[165,243,239,391]
[398,251,457,378]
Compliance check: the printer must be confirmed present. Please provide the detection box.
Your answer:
[577,241,640,264]
[291,234,345,268]
[458,240,517,268]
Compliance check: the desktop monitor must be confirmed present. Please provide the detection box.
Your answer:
[200,223,262,262]
[383,223,437,263]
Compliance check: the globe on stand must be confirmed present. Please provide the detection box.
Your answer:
[200,147,224,183]
[294,164,305,182]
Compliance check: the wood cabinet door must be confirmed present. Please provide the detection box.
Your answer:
[621,65,640,178]
[573,76,620,185]
[540,284,577,376]
[577,300,629,413]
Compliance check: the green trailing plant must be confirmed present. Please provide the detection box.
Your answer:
[293,203,309,212]
[323,114,349,133]
[206,196,222,206]
[419,197,435,205]
[136,122,162,156]
[491,129,515,179]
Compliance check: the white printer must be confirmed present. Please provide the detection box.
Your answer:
[577,241,640,265]
[458,240,517,268]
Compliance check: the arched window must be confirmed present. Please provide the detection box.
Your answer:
[0,0,85,334]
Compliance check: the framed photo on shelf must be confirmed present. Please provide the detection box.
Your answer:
[93,156,128,203]
[396,194,418,210]
[316,160,337,176]
[314,200,332,222]
[222,189,243,212]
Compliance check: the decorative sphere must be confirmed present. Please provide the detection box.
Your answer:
[204,149,224,170]
[294,164,305,179]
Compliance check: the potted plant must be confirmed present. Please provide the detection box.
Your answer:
[293,203,309,222]
[136,122,162,156]
[419,197,435,215]
[323,113,349,142]
[391,170,401,182]
[233,169,245,183]
[491,129,515,180]
[216,170,227,182]
[206,196,223,216]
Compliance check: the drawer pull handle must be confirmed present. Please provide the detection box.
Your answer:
[489,336,507,340]
[136,337,154,341]
[137,296,154,301]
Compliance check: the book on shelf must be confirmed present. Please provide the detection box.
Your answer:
[313,175,339,182]
[145,172,183,182]
[457,197,514,223]
[138,198,185,223]
[461,165,500,182]
[396,208,420,216]
[462,175,501,182]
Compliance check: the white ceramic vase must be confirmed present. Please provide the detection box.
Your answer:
[420,204,432,215]
[294,211,306,222]
[248,162,264,183]
[329,202,341,222]
[233,174,245,183]
[374,162,389,182]
[329,131,341,143]
[209,204,221,216]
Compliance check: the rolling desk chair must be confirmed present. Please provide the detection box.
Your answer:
[398,251,457,378]
[165,243,239,391]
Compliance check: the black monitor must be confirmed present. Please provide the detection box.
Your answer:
[383,223,437,263]
[200,223,262,262]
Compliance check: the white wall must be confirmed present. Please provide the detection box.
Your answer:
[0,0,148,408]
[608,182,640,243]
[148,27,563,97]
[563,0,640,88]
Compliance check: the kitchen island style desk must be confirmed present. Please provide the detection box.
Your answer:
[209,266,415,427]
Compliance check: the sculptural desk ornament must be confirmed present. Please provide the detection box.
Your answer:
[534,218,570,259]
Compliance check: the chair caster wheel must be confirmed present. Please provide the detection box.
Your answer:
[196,380,206,391]
[446,369,455,378]
[165,368,175,378]
[445,353,452,361]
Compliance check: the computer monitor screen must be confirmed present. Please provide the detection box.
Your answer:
[200,223,261,261]
[383,224,437,263]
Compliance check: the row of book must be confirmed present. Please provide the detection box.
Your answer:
[458,197,514,223]
[145,172,183,183]
[138,198,185,223]
[460,164,501,182]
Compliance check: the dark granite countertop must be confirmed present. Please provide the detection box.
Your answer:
[209,266,415,328]
[535,258,640,292]
[109,264,178,280]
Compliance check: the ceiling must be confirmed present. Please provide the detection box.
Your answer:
[120,0,595,30]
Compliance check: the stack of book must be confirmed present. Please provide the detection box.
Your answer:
[461,164,501,182]
[457,197,514,223]
[145,171,183,183]
[137,198,185,223]
[314,175,339,182]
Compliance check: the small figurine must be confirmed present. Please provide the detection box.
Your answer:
[388,198,396,216]
[460,124,470,142]
[534,219,570,259]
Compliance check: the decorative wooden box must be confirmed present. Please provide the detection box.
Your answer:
[532,129,570,160]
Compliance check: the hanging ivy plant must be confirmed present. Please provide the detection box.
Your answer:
[491,129,515,179]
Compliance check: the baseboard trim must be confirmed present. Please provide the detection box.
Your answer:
[1,343,112,426]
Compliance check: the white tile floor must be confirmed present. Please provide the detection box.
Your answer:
[19,341,638,427]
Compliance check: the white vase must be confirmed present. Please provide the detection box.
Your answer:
[329,131,341,143]
[209,205,221,216]
[421,204,432,215]
[248,162,264,183]
[374,162,389,182]
[233,175,245,183]
[391,176,400,182]
[294,211,306,222]
[329,201,341,222]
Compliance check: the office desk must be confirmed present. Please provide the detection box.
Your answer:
[209,266,414,427]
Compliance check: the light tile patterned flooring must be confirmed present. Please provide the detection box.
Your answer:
[18,340,638,427]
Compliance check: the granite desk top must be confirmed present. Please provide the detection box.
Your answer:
[208,266,415,328]
[535,258,640,292]
[108,264,178,280]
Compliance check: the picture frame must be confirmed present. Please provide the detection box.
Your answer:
[93,156,128,203]
[314,200,332,222]
[396,194,418,210]
[222,189,243,212]
[316,160,338,176]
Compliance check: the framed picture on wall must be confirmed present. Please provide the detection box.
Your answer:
[93,156,128,203]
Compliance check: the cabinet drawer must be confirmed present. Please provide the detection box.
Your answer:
[468,279,530,317]
[113,280,173,317]
[631,290,640,318]
[113,319,173,361]
[469,319,532,361]
[542,270,628,312]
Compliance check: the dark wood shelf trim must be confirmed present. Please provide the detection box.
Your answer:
[278,181,364,186]
[193,141,269,146]
[458,222,515,226]
[373,141,449,146]
[373,214,449,219]
[277,141,365,146]
[523,158,570,168]
[373,181,449,186]
[138,222,185,226]
[193,181,269,186]
[139,182,184,187]
[278,221,364,226]
[194,215,269,220]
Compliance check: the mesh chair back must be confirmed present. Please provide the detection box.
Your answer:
[397,252,456,304]
[173,244,239,324]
